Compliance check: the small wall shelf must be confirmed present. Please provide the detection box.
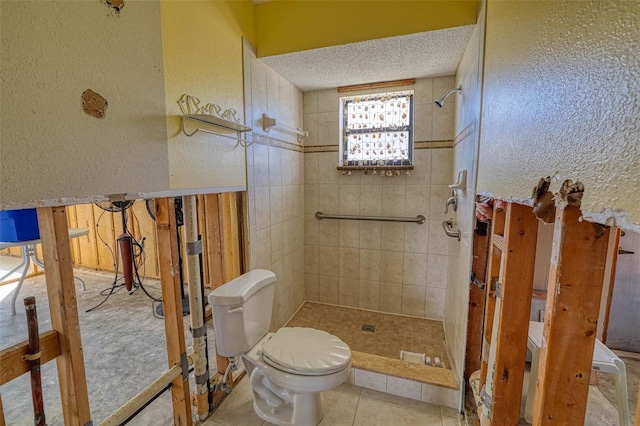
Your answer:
[181,114,252,141]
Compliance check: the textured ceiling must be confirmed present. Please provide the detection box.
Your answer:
[260,25,475,92]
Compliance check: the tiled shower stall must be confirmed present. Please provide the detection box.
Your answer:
[243,38,463,390]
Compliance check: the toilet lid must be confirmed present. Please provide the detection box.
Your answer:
[261,327,351,376]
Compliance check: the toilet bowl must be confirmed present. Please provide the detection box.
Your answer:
[209,270,351,426]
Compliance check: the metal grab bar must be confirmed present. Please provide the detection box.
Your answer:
[315,211,426,224]
[442,219,461,241]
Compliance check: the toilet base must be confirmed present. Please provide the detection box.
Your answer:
[253,392,324,426]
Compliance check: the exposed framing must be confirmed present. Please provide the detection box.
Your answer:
[37,207,91,425]
[489,203,538,423]
[532,204,610,424]
[155,198,193,424]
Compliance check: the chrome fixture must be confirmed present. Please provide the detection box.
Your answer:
[315,211,426,224]
[442,220,461,241]
[444,191,458,214]
[434,85,462,108]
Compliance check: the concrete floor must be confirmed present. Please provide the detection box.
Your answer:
[1,257,637,425]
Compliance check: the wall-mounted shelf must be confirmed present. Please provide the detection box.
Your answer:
[176,95,251,144]
[181,114,252,142]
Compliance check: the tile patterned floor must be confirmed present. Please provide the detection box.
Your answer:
[203,376,464,426]
[286,302,450,365]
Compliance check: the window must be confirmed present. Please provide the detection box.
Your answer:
[339,90,414,167]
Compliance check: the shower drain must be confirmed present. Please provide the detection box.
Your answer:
[361,324,376,332]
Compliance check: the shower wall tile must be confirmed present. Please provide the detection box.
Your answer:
[402,285,426,317]
[304,184,319,215]
[302,77,454,321]
[269,186,283,226]
[245,48,306,330]
[318,184,339,212]
[428,220,450,255]
[318,153,339,184]
[405,185,430,216]
[359,280,380,311]
[304,215,318,246]
[403,253,428,287]
[339,185,360,214]
[282,186,292,221]
[339,277,359,307]
[379,282,402,314]
[380,251,404,284]
[381,186,406,217]
[427,255,448,288]
[303,114,319,146]
[319,275,339,305]
[360,185,383,216]
[429,185,453,220]
[339,220,360,248]
[270,223,283,262]
[339,248,360,278]
[305,274,319,301]
[304,245,318,275]
[359,222,382,250]
[318,220,339,247]
[359,249,381,281]
[268,147,282,186]
[431,149,454,185]
[304,154,319,185]
[318,246,339,276]
[381,222,405,252]
[425,287,445,320]
[303,91,318,114]
[403,223,429,254]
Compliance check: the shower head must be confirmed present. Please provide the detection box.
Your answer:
[434,85,462,108]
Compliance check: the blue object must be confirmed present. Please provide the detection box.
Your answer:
[0,208,40,242]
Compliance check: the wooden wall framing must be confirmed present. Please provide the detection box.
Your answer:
[0,192,249,425]
[473,195,622,425]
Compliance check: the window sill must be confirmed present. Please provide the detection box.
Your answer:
[337,165,414,171]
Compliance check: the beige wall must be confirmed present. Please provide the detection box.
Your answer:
[244,41,306,330]
[161,1,249,192]
[445,1,485,390]
[478,0,640,231]
[303,77,455,320]
[0,1,169,209]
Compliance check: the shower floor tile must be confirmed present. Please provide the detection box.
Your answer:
[286,302,457,388]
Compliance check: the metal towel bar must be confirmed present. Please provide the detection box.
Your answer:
[315,211,425,224]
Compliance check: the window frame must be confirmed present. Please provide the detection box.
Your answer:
[339,90,415,168]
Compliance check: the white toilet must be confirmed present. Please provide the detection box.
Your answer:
[209,269,351,426]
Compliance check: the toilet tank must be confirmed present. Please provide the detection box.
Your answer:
[209,269,276,357]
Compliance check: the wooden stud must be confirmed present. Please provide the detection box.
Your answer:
[600,227,621,344]
[490,203,538,424]
[635,386,640,426]
[533,205,610,425]
[36,207,91,426]
[155,198,192,426]
[237,191,250,274]
[465,221,489,380]
[0,330,60,386]
[479,205,505,387]
[204,194,224,290]
[0,393,5,426]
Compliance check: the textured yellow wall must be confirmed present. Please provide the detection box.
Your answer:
[255,0,479,57]
[478,0,640,229]
[0,1,169,209]
[161,0,252,191]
